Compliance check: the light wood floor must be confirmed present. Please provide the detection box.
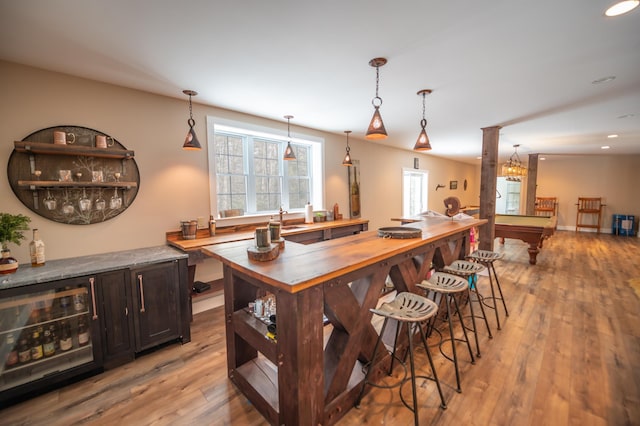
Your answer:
[2,231,640,425]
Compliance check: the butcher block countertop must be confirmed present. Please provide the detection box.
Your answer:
[166,218,369,251]
[202,216,486,294]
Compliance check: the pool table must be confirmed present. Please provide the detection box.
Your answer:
[494,214,557,265]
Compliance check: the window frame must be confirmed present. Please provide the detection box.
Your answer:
[207,116,324,221]
[401,167,429,217]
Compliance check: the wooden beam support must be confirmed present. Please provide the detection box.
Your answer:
[479,126,501,251]
[525,153,539,215]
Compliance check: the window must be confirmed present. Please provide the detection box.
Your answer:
[402,168,429,217]
[207,117,323,217]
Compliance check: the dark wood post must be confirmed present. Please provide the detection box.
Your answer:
[479,126,501,251]
[525,153,539,215]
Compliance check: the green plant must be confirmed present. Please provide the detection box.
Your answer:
[0,213,31,251]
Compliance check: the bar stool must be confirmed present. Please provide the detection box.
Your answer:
[355,292,446,426]
[442,260,493,353]
[466,250,509,330]
[417,272,476,393]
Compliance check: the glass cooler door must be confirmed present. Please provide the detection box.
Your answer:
[0,277,100,393]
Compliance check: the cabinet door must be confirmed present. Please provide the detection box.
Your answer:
[131,261,181,352]
[0,276,102,403]
[98,270,134,368]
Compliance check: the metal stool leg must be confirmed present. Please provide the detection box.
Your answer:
[469,273,493,338]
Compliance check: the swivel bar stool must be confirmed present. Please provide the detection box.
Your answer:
[355,292,446,426]
[466,250,509,330]
[417,272,476,393]
[442,260,493,356]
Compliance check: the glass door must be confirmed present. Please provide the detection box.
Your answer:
[0,277,99,392]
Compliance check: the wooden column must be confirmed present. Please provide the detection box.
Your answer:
[479,126,501,251]
[525,154,539,215]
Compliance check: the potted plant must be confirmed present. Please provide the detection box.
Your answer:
[0,212,31,274]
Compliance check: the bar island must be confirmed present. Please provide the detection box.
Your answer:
[202,216,486,425]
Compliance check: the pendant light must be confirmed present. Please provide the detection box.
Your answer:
[182,90,201,150]
[365,57,388,140]
[283,115,296,160]
[413,89,433,151]
[342,130,353,166]
[502,144,527,181]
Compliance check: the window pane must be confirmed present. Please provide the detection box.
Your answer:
[213,127,318,215]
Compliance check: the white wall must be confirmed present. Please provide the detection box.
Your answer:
[1,61,480,282]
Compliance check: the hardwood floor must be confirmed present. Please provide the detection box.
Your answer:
[2,231,639,425]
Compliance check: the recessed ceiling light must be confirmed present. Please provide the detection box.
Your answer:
[592,76,616,84]
[540,157,546,161]
[607,134,619,138]
[601,145,611,150]
[605,0,639,16]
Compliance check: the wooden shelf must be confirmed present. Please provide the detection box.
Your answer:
[17,180,138,189]
[14,141,135,159]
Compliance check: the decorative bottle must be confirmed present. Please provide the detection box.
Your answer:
[350,167,360,217]
[209,215,216,237]
[29,229,45,267]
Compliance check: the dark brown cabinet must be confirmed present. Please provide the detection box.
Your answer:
[0,246,190,404]
[98,269,135,368]
[131,261,181,352]
[99,260,186,367]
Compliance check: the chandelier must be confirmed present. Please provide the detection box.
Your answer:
[502,144,527,181]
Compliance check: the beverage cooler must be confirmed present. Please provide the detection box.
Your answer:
[0,276,103,403]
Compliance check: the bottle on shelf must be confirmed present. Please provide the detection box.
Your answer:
[209,215,216,237]
[43,328,55,357]
[59,288,72,317]
[73,291,86,313]
[30,328,44,361]
[59,320,73,352]
[77,317,90,347]
[18,334,31,364]
[29,228,46,267]
[4,332,18,368]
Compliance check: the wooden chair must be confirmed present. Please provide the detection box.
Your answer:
[575,197,604,233]
[535,197,557,216]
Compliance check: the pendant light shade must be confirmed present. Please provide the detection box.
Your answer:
[283,115,296,161]
[182,90,201,150]
[413,89,432,151]
[365,58,388,140]
[342,130,353,166]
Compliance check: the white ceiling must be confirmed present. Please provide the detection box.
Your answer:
[1,0,639,164]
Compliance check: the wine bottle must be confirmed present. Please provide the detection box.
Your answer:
[4,333,18,368]
[29,228,46,267]
[18,335,31,364]
[43,328,55,357]
[350,166,360,217]
[59,321,73,352]
[77,317,90,347]
[30,329,44,360]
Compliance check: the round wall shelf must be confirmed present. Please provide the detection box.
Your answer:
[7,125,140,225]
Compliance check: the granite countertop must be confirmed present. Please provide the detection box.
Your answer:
[0,245,187,290]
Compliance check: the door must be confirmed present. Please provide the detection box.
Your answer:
[0,275,103,403]
[98,269,134,368]
[131,261,181,352]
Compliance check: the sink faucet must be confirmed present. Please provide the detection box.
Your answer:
[279,206,288,224]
